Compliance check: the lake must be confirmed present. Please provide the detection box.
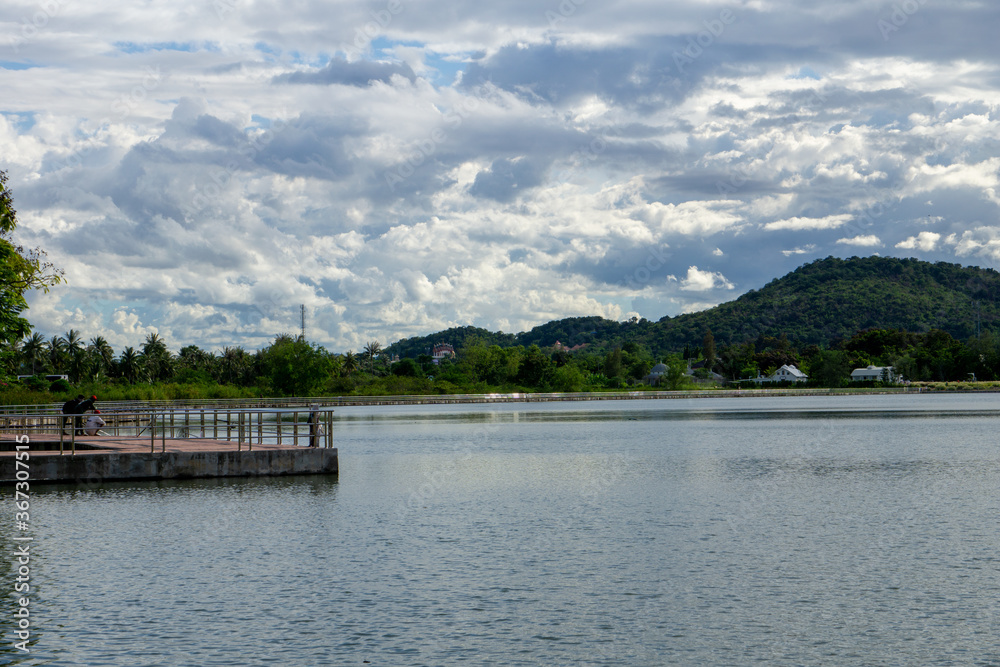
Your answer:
[5,393,1000,665]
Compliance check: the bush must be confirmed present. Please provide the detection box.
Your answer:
[49,378,72,393]
[21,375,49,391]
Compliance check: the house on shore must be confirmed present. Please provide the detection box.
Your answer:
[850,365,898,382]
[753,364,809,384]
[644,363,669,385]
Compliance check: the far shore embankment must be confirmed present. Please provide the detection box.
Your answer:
[310,385,984,407]
[4,384,993,413]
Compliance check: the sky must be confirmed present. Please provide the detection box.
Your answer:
[2,0,999,354]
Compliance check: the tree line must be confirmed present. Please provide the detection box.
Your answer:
[6,324,1000,400]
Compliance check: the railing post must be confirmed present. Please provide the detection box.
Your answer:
[293,411,299,446]
[150,411,155,454]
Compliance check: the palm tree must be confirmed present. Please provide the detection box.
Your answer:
[220,346,248,385]
[141,333,173,382]
[21,332,45,375]
[177,345,216,378]
[118,347,140,384]
[342,350,358,375]
[64,329,84,356]
[88,336,115,380]
[59,329,88,382]
[47,335,67,372]
[363,341,382,375]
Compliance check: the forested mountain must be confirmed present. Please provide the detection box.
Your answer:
[386,256,1000,358]
[385,326,516,359]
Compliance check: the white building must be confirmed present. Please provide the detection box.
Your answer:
[851,365,897,382]
[756,364,809,384]
[644,363,669,385]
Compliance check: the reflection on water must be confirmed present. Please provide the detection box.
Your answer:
[5,393,1000,666]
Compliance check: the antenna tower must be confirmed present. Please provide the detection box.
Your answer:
[300,304,306,341]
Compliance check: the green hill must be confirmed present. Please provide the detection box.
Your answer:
[386,256,1000,357]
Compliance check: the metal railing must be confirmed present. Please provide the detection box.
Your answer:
[0,406,335,455]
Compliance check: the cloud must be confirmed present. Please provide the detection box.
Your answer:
[4,0,1000,353]
[764,215,853,231]
[468,156,548,202]
[274,57,417,86]
[782,245,818,257]
[679,266,734,292]
[896,231,942,252]
[836,235,883,247]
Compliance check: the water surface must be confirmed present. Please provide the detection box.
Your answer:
[5,394,1000,665]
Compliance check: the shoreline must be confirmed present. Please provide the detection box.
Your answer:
[316,385,983,407]
[4,385,994,412]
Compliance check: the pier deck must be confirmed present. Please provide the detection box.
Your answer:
[0,434,338,485]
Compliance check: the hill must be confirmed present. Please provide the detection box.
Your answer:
[385,256,1000,357]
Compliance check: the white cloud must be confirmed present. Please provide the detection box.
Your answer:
[679,266,734,292]
[896,231,942,252]
[764,215,853,231]
[836,235,883,247]
[782,245,817,256]
[4,1,1000,354]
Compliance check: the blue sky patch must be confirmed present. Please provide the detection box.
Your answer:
[1,111,36,132]
[0,61,38,71]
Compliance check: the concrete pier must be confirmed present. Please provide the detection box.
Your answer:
[0,435,338,485]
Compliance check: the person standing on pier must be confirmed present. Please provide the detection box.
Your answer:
[61,394,84,434]
[62,394,98,435]
[307,405,322,447]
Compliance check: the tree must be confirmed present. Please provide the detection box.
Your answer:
[516,344,551,386]
[703,330,716,371]
[88,336,115,377]
[809,350,851,387]
[262,337,332,396]
[0,171,62,357]
[660,354,692,390]
[220,346,249,385]
[141,332,173,382]
[20,332,45,375]
[173,344,216,383]
[603,347,623,379]
[550,363,586,392]
[392,358,422,377]
[363,340,382,375]
[341,350,359,375]
[46,335,66,372]
[62,329,87,381]
[118,347,141,383]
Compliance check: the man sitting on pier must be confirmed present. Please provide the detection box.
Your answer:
[84,412,106,436]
